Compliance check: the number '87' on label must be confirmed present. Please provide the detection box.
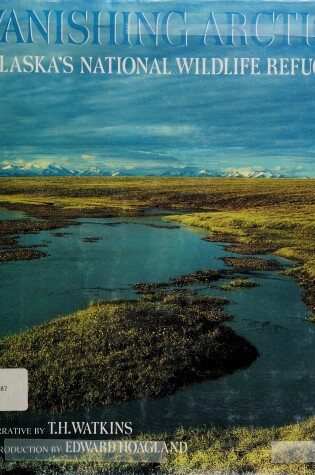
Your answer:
[0,369,28,411]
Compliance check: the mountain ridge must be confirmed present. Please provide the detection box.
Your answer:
[0,163,299,178]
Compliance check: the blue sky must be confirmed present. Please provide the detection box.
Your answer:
[1,0,315,176]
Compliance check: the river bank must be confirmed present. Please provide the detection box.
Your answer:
[0,293,258,412]
[166,207,315,320]
[0,177,314,473]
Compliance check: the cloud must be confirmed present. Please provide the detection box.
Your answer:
[24,158,55,167]
[224,166,264,173]
[81,154,97,160]
[0,2,315,175]
[142,125,197,137]
[5,159,26,166]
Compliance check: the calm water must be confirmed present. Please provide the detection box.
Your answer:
[0,206,26,220]
[0,210,314,433]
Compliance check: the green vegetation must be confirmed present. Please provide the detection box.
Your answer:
[0,248,49,262]
[146,223,180,229]
[1,177,315,472]
[161,182,315,313]
[0,293,257,412]
[0,219,75,236]
[163,418,315,474]
[221,257,283,272]
[1,177,315,218]
[220,278,259,291]
[81,236,103,242]
[132,270,223,294]
[170,269,222,286]
[0,460,169,474]
[0,236,18,246]
[51,231,73,237]
[224,242,278,254]
[1,178,315,299]
[0,219,76,261]
[1,418,315,474]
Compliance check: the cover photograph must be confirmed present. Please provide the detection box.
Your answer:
[0,0,315,473]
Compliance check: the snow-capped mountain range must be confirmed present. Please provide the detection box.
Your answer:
[0,164,117,177]
[0,163,290,178]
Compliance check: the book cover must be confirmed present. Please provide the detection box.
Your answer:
[0,0,315,474]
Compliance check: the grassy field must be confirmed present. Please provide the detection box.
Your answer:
[0,293,257,412]
[1,418,315,474]
[0,176,315,217]
[163,418,315,474]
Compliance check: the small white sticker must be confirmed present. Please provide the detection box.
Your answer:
[272,441,315,463]
[0,369,28,411]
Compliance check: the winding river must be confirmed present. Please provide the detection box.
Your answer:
[0,208,314,433]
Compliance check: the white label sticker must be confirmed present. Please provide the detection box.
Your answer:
[0,369,28,411]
